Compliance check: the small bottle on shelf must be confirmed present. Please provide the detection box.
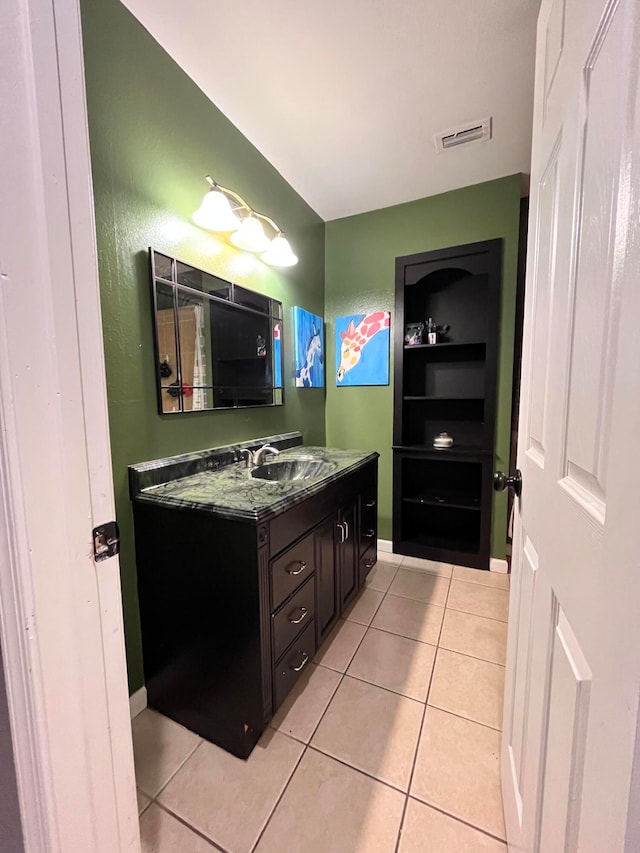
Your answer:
[426,317,437,345]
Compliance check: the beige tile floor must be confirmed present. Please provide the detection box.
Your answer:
[133,553,510,853]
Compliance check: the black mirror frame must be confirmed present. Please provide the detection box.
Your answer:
[149,248,285,415]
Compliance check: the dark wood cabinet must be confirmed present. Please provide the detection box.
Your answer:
[133,457,378,759]
[357,463,378,584]
[393,240,501,570]
[338,503,358,608]
[314,515,339,644]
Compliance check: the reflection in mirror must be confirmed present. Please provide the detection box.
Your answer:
[150,250,285,414]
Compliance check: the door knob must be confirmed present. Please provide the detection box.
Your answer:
[493,469,522,497]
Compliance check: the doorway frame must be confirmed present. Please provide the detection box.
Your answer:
[0,0,139,849]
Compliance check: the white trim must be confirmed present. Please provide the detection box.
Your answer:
[130,687,148,720]
[380,538,510,574]
[376,540,404,566]
[0,0,139,849]
[0,353,51,853]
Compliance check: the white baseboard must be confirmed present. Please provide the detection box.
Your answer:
[376,539,404,566]
[129,686,147,720]
[381,538,508,574]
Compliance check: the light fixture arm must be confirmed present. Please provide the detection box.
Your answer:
[205,175,283,236]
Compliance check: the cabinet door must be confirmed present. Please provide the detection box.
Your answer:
[339,503,358,608]
[314,515,338,645]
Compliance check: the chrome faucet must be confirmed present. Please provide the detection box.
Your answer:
[253,445,280,466]
[238,448,254,468]
[237,444,280,467]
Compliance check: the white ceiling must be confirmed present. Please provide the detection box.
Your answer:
[120,0,541,221]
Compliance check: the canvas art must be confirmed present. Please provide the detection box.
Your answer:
[335,311,391,386]
[273,322,282,388]
[293,307,324,387]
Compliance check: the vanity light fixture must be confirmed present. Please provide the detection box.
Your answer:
[193,187,240,231]
[262,234,298,267]
[193,176,299,267]
[230,215,271,253]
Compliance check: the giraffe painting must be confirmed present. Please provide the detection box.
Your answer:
[335,311,390,386]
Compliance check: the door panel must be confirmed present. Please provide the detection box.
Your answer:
[339,504,358,608]
[314,516,338,644]
[537,607,592,852]
[526,135,561,469]
[543,0,566,113]
[506,531,538,827]
[502,0,640,850]
[560,2,627,522]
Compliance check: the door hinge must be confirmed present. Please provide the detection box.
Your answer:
[93,521,120,562]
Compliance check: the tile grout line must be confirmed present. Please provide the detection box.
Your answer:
[261,570,419,852]
[407,795,508,845]
[450,572,510,590]
[305,742,412,796]
[152,800,228,852]
[435,644,507,668]
[248,741,308,853]
[445,603,509,623]
[150,738,204,803]
[442,603,512,625]
[353,617,507,669]
[253,596,379,853]
[337,669,432,703]
[394,565,455,853]
[423,702,503,734]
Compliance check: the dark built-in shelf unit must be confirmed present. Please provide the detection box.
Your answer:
[393,239,502,570]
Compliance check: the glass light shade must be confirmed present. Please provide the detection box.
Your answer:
[262,235,298,267]
[230,216,271,252]
[192,189,240,231]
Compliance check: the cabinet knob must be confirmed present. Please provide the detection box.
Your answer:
[364,500,376,508]
[363,529,376,538]
[287,561,307,576]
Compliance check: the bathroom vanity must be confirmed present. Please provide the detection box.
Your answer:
[129,433,378,758]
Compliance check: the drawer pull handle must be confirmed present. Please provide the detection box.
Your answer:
[290,652,310,673]
[364,500,376,508]
[363,529,376,538]
[287,561,307,576]
[364,559,374,569]
[288,607,308,625]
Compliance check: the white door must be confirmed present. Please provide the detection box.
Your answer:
[501,0,640,850]
[0,0,139,849]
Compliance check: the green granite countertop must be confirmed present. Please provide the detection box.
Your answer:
[131,444,378,522]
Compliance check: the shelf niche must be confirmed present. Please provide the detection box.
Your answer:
[393,240,502,570]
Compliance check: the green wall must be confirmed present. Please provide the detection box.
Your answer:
[324,175,521,560]
[81,0,326,693]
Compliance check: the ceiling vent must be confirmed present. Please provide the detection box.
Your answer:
[435,117,492,153]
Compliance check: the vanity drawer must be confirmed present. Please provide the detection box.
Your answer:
[272,576,315,661]
[271,531,315,610]
[359,544,377,584]
[273,620,316,710]
[359,514,377,556]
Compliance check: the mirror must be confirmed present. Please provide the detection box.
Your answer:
[150,250,284,414]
